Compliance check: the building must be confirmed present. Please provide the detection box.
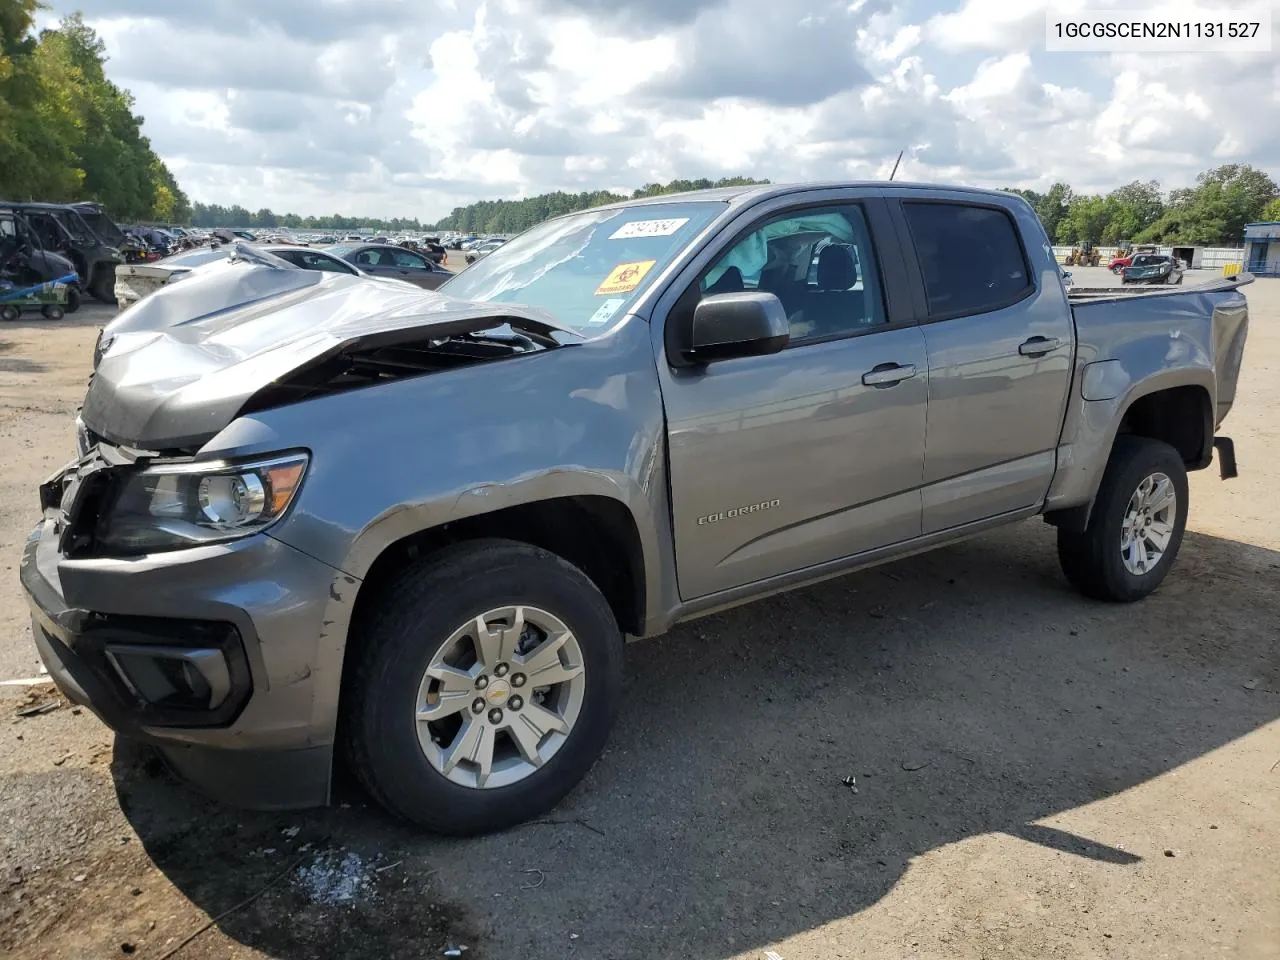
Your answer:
[1243,221,1280,277]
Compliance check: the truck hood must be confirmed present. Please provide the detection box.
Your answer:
[83,259,576,450]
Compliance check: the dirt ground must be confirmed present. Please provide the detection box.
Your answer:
[1,266,1277,960]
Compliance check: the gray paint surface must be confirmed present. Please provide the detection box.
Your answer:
[19,181,1253,809]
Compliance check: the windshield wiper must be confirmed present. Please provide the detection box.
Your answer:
[502,316,583,348]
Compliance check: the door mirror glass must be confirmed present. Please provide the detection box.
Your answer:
[688,292,790,363]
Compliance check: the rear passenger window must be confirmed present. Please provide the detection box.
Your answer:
[698,204,886,343]
[903,202,1032,318]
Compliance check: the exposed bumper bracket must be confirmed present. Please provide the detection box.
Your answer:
[1213,436,1238,480]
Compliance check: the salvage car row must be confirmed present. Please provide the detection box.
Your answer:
[113,239,453,308]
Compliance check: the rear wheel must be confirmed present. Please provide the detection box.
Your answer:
[89,266,115,304]
[343,539,624,835]
[0,305,19,322]
[1057,436,1188,602]
[65,284,81,314]
[41,305,64,320]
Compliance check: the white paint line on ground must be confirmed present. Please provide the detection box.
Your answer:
[0,676,56,687]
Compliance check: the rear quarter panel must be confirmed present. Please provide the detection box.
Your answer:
[1044,285,1249,511]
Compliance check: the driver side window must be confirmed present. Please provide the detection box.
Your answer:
[393,250,429,270]
[696,204,886,344]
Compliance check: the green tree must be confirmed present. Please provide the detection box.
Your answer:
[1100,180,1163,243]
[1056,194,1110,243]
[0,0,80,198]
[1138,164,1278,244]
[0,7,188,221]
[1261,197,1280,222]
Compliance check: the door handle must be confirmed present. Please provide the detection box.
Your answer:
[861,363,917,387]
[1019,336,1062,357]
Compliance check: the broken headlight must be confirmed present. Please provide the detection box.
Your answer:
[97,453,308,554]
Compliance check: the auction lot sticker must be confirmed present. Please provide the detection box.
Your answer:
[609,218,689,240]
[596,260,656,295]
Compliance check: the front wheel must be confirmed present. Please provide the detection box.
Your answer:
[0,304,19,322]
[89,267,115,304]
[343,539,623,835]
[65,284,81,314]
[1057,436,1189,602]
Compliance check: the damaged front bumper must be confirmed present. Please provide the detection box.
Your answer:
[19,473,348,810]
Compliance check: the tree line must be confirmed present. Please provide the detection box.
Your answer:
[0,3,189,222]
[1004,164,1280,247]
[428,178,772,234]
[188,203,428,232]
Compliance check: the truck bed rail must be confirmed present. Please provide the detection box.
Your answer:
[1068,273,1254,302]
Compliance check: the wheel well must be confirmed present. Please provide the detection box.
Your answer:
[349,496,647,640]
[1116,385,1212,468]
[1046,384,1212,533]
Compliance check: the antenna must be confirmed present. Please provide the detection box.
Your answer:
[889,151,903,181]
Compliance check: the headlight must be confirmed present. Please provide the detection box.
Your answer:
[97,453,308,554]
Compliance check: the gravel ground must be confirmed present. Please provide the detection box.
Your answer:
[1,267,1277,960]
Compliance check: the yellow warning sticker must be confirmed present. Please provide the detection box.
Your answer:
[595,260,656,296]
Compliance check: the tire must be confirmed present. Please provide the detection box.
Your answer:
[65,285,81,314]
[1057,436,1189,602]
[343,539,624,835]
[0,305,19,322]
[89,266,115,304]
[42,305,64,320]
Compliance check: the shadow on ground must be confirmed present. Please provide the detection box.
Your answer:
[111,525,1280,960]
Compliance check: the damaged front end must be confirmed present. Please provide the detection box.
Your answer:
[84,257,581,453]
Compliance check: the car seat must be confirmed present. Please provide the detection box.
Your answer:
[799,245,865,336]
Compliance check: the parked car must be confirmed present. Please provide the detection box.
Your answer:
[1108,246,1158,273]
[22,183,1250,837]
[1121,254,1184,285]
[4,201,119,303]
[113,243,369,310]
[326,242,451,289]
[464,238,506,263]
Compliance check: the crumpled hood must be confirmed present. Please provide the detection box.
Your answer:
[83,259,567,450]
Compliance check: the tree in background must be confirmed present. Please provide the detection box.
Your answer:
[1100,180,1164,243]
[0,0,80,198]
[1138,165,1278,245]
[429,178,771,234]
[1056,194,1111,243]
[1009,166,1275,246]
[0,4,187,222]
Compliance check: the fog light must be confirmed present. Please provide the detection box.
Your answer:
[106,645,231,711]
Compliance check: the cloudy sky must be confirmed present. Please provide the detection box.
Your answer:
[38,0,1280,222]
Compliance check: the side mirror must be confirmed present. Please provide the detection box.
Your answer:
[687,291,790,364]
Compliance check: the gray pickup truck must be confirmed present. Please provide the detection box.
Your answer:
[20,182,1250,835]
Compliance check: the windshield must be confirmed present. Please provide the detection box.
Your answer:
[50,211,94,244]
[1131,255,1162,267]
[438,201,724,334]
[77,210,126,246]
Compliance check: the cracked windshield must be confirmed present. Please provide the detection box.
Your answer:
[439,201,723,334]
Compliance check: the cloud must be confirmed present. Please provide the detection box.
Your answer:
[38,0,1280,221]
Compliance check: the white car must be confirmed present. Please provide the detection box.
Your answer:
[113,244,367,309]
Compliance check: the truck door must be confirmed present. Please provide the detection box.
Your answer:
[655,194,929,599]
[887,193,1073,533]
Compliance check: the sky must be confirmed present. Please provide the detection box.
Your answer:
[38,0,1280,222]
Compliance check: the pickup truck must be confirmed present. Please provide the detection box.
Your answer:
[20,182,1250,836]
